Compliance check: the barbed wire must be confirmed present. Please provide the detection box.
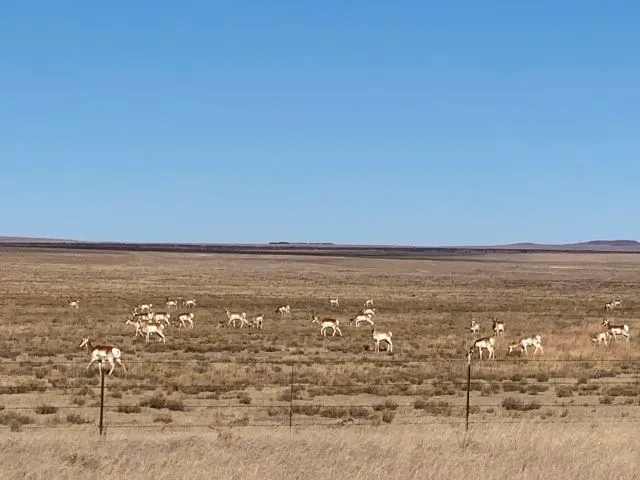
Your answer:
[0,378,638,395]
[1,400,637,411]
[8,417,640,432]
[2,357,640,366]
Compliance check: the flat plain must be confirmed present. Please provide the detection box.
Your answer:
[0,248,639,479]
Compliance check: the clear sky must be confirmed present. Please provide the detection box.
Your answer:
[1,1,639,246]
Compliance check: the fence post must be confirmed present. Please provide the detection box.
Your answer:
[98,364,105,436]
[289,362,294,431]
[465,352,472,431]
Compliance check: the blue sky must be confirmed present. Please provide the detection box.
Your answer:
[1,1,639,246]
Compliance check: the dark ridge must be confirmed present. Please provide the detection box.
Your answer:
[0,236,639,259]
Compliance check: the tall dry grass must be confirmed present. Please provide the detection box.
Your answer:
[0,422,636,479]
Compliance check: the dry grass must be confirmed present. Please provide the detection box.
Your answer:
[0,248,639,477]
[0,424,637,479]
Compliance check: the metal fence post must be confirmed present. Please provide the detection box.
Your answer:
[99,364,105,436]
[465,352,472,431]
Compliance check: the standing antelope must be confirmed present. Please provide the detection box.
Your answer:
[470,319,480,334]
[275,305,291,316]
[183,299,197,308]
[470,336,496,360]
[350,312,375,328]
[605,300,622,311]
[601,318,630,342]
[150,311,172,327]
[329,298,340,308]
[492,319,505,336]
[312,314,342,337]
[141,322,166,343]
[372,328,393,353]
[225,308,248,328]
[507,335,543,356]
[138,303,153,313]
[165,298,178,309]
[177,312,195,329]
[79,337,126,376]
[591,331,611,345]
[68,300,80,309]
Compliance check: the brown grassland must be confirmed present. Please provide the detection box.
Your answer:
[0,248,639,479]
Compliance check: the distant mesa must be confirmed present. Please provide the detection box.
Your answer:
[1,236,639,254]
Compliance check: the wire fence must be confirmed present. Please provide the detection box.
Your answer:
[1,357,639,434]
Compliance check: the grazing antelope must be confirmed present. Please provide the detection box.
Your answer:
[492,319,505,336]
[79,337,126,376]
[177,312,195,329]
[311,314,342,337]
[601,318,630,342]
[183,299,197,308]
[470,336,496,360]
[275,305,291,316]
[225,308,248,328]
[605,300,622,311]
[141,322,166,343]
[251,314,264,330]
[165,297,178,309]
[361,307,376,316]
[364,299,375,308]
[68,300,80,309]
[507,335,543,356]
[372,328,393,353]
[329,297,340,308]
[350,312,375,328]
[591,331,611,345]
[150,311,172,327]
[470,319,480,334]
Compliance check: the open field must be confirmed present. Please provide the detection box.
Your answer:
[0,249,639,478]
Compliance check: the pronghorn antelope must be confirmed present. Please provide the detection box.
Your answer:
[350,312,375,328]
[165,297,178,309]
[591,331,611,345]
[251,314,264,330]
[470,336,496,360]
[225,308,249,328]
[601,318,630,342]
[141,322,166,343]
[183,299,197,308]
[275,305,291,316]
[177,312,195,329]
[132,310,154,322]
[605,300,622,311]
[507,335,543,356]
[150,311,172,327]
[68,300,80,309]
[79,337,126,376]
[364,299,374,308]
[372,328,393,353]
[138,303,153,313]
[311,314,342,337]
[492,319,505,336]
[329,297,340,308]
[361,307,376,316]
[470,319,480,334]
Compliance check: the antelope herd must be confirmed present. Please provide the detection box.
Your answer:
[74,293,633,374]
[467,298,632,360]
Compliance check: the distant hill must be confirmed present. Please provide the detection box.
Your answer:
[1,236,639,256]
[496,240,640,252]
[0,236,79,243]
